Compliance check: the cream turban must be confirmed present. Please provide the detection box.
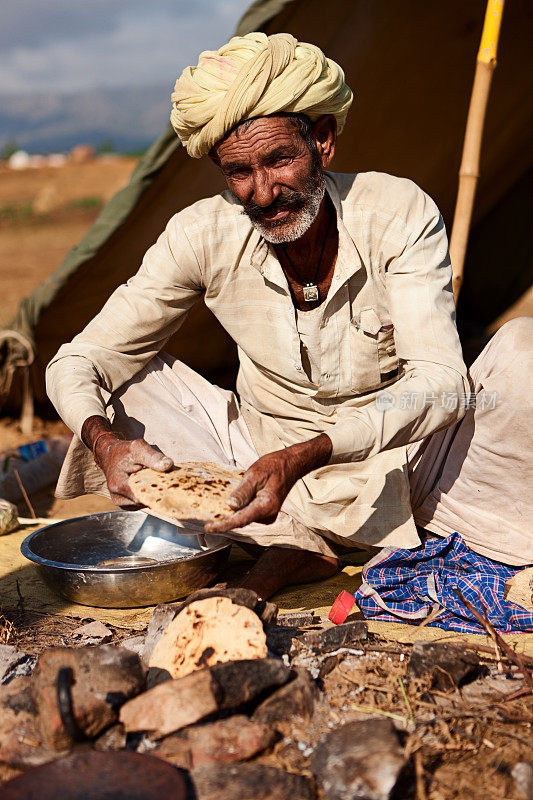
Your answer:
[170,32,353,158]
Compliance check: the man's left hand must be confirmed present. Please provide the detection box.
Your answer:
[204,433,332,534]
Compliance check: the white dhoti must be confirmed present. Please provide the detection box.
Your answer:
[57,318,532,566]
[409,317,532,567]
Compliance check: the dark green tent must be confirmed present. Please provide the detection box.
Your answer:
[2,0,532,428]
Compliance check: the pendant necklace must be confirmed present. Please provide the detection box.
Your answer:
[281,212,333,304]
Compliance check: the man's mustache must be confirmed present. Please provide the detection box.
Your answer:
[243,190,306,222]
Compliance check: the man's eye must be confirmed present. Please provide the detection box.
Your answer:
[268,156,292,167]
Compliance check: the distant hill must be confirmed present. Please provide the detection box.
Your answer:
[0,84,172,154]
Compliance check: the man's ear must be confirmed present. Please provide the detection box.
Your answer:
[312,115,337,169]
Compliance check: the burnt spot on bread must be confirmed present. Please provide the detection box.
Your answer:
[196,646,215,667]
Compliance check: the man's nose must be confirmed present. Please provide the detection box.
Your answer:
[251,169,280,207]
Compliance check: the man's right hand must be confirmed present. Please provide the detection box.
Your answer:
[82,416,173,508]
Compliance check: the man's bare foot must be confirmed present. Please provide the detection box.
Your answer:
[235,546,339,600]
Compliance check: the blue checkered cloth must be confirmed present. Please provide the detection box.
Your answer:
[356,532,533,634]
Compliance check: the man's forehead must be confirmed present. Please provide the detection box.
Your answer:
[214,116,302,162]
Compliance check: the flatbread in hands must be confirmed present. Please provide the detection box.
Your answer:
[128,461,244,522]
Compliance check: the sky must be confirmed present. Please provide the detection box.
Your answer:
[0,0,253,95]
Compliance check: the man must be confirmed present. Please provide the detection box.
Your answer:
[47,33,530,600]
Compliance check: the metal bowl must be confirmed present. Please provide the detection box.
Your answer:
[21,511,231,608]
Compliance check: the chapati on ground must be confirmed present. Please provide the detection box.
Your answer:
[149,596,267,678]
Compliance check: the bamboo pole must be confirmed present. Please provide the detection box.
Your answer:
[449,0,505,302]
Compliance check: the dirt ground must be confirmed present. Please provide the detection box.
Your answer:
[0,157,137,328]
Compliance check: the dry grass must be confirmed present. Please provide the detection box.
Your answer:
[0,612,15,645]
[322,643,533,800]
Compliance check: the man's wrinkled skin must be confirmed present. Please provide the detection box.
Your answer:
[81,114,342,597]
[85,417,173,509]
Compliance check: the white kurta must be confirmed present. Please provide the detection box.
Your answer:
[47,172,468,550]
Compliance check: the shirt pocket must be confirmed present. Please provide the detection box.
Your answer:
[350,307,400,393]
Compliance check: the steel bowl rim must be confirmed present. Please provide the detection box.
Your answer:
[20,510,231,572]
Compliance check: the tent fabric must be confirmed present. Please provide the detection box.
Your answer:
[1,0,532,410]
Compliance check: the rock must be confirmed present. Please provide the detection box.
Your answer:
[143,604,179,663]
[0,645,33,684]
[317,652,346,680]
[290,647,351,682]
[176,587,278,628]
[461,673,519,704]
[505,567,533,612]
[407,641,482,691]
[149,731,190,768]
[253,669,318,730]
[191,763,315,800]
[120,658,291,738]
[71,621,113,646]
[120,670,215,737]
[512,762,533,800]
[2,655,37,685]
[146,665,173,690]
[311,718,407,800]
[276,612,321,628]
[292,621,368,656]
[93,723,128,751]
[152,715,276,769]
[0,677,58,767]
[0,498,18,535]
[268,614,341,657]
[149,597,267,679]
[119,635,147,659]
[267,626,299,656]
[31,646,145,750]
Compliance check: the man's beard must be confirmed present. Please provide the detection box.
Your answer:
[238,164,326,244]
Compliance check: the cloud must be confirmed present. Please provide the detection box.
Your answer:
[0,0,251,94]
